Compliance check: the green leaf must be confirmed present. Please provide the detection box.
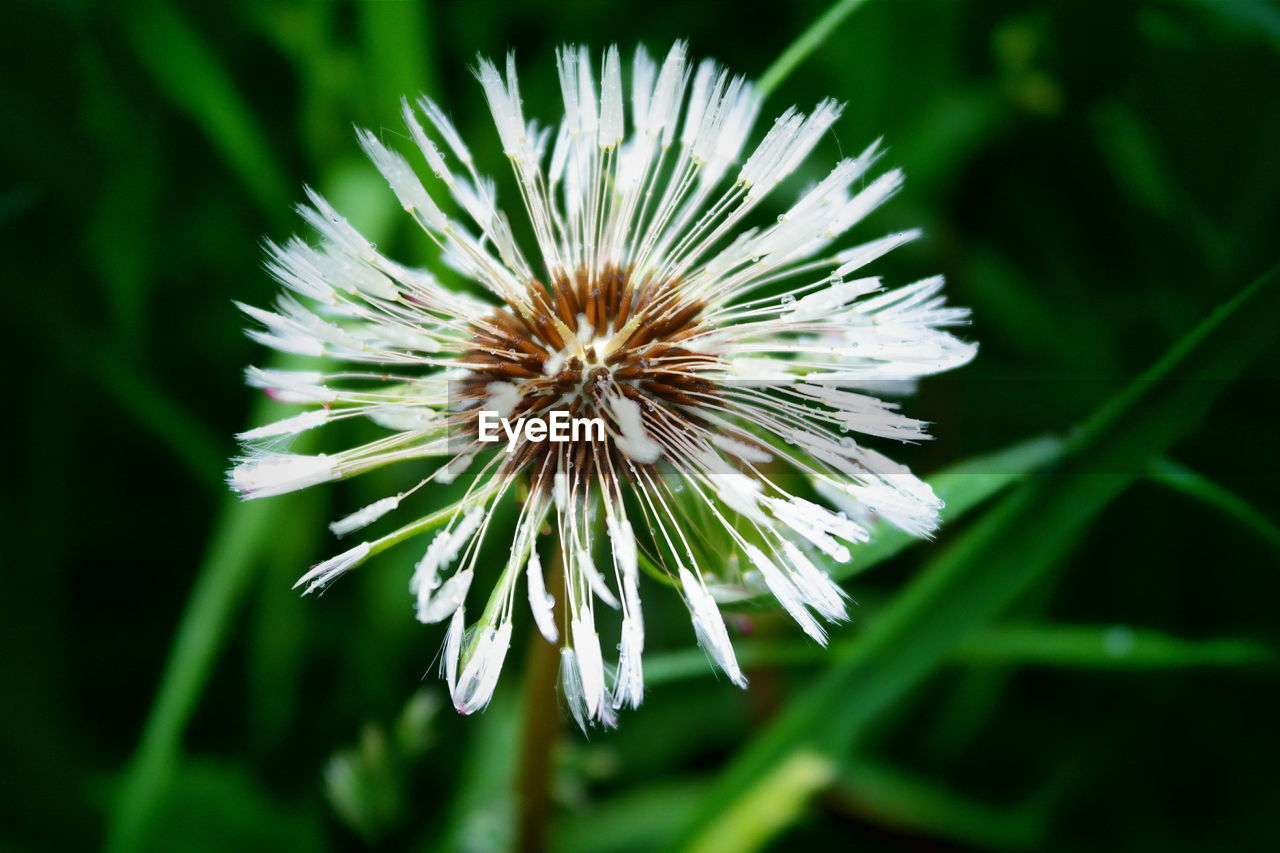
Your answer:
[674,262,1280,852]
[1148,457,1280,554]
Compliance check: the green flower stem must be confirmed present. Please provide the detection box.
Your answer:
[364,486,497,560]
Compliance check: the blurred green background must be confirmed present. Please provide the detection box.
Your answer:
[4,0,1280,850]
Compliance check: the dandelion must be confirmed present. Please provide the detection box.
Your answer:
[230,42,976,727]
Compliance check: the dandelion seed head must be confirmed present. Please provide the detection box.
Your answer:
[230,42,976,728]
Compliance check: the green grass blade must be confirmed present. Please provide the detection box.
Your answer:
[686,751,835,853]
[647,643,823,685]
[80,45,161,347]
[123,0,291,218]
[108,372,317,853]
[646,622,1271,686]
[87,342,226,491]
[359,0,439,116]
[757,0,874,97]
[34,300,225,492]
[833,435,1064,582]
[725,434,1063,609]
[674,261,1280,852]
[245,487,326,747]
[109,159,407,851]
[955,624,1274,669]
[1149,457,1280,554]
[835,760,1049,849]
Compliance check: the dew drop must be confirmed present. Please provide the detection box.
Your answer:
[839,436,855,448]
[780,294,796,308]
[1104,626,1135,657]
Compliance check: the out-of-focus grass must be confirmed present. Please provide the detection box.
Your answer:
[676,262,1280,852]
[756,0,871,96]
[1149,457,1280,554]
[3,0,1279,850]
[123,0,292,220]
[830,759,1054,850]
[108,354,322,853]
[829,435,1064,583]
[105,2,430,850]
[643,624,1273,685]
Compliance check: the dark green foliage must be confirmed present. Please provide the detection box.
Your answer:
[2,1,1277,851]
